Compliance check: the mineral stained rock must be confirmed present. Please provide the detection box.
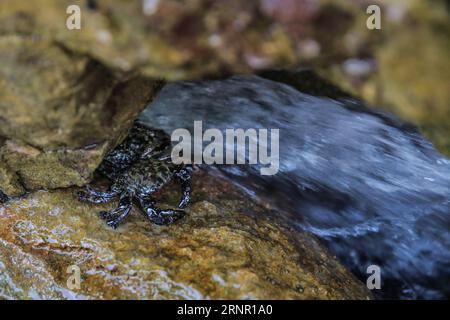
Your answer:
[0,171,371,300]
[0,35,163,194]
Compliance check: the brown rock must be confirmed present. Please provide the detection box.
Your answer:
[0,171,372,299]
[0,34,163,194]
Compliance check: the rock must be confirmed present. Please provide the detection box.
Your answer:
[0,34,163,195]
[0,0,348,80]
[0,157,25,196]
[0,170,371,299]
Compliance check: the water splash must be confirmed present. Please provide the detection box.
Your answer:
[140,74,450,299]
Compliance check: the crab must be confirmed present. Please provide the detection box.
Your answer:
[76,121,191,228]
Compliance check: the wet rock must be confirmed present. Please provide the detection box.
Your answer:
[0,35,163,194]
[0,171,371,299]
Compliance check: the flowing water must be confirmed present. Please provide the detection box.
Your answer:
[140,74,450,299]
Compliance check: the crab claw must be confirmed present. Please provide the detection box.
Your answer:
[99,211,120,229]
[148,209,186,226]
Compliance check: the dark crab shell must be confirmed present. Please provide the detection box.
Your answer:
[77,121,191,228]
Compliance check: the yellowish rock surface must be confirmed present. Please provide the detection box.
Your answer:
[0,171,371,299]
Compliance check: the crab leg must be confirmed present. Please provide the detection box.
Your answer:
[77,185,118,204]
[174,167,192,209]
[99,194,133,229]
[138,196,185,225]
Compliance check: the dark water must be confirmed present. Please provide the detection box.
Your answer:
[140,73,450,299]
